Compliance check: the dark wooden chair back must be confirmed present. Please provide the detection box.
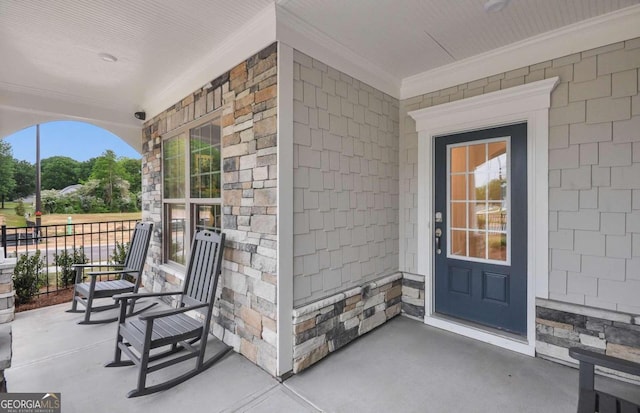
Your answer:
[122,222,154,284]
[180,230,225,316]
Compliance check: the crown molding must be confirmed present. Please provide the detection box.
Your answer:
[142,4,278,119]
[276,6,400,99]
[401,4,640,100]
[409,77,559,132]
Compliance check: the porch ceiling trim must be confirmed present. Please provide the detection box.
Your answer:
[275,6,400,99]
[401,4,640,100]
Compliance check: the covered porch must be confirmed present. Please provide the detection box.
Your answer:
[7,303,640,412]
[2,1,640,410]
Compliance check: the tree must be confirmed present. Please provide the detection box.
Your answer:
[90,150,129,210]
[118,157,142,194]
[75,157,96,183]
[11,160,35,199]
[41,156,79,190]
[0,141,16,208]
[41,189,59,214]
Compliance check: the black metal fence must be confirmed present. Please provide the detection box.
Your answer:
[1,219,138,296]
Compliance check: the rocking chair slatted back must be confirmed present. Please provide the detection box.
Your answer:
[182,230,224,310]
[123,222,154,277]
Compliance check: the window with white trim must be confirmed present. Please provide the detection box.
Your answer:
[162,113,222,266]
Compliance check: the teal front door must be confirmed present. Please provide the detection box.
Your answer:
[433,123,527,335]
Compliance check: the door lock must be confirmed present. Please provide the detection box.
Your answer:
[435,228,442,255]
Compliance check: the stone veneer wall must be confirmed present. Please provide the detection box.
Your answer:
[292,273,402,373]
[292,50,400,307]
[536,299,640,377]
[399,37,640,370]
[0,260,15,324]
[401,273,425,320]
[0,259,15,392]
[141,43,279,375]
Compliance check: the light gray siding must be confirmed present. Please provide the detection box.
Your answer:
[292,50,400,307]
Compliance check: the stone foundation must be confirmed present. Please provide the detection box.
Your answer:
[292,272,402,373]
[536,299,640,381]
[0,258,16,392]
[0,260,15,324]
[401,273,425,319]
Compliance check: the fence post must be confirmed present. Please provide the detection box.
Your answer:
[1,225,6,260]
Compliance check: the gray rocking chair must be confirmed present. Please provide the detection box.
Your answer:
[570,347,640,413]
[67,222,155,324]
[105,229,231,398]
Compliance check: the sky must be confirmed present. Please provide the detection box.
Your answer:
[4,121,141,163]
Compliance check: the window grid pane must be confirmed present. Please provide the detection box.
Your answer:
[192,204,222,233]
[166,204,186,265]
[190,120,221,199]
[448,139,508,263]
[163,135,185,199]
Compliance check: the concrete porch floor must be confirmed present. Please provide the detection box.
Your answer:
[6,302,640,412]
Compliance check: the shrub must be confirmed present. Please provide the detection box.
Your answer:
[110,241,132,282]
[14,200,25,217]
[54,247,88,288]
[13,251,45,304]
[110,241,129,265]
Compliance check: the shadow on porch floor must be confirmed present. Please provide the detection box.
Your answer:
[6,302,639,412]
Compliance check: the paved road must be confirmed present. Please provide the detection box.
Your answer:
[5,244,116,264]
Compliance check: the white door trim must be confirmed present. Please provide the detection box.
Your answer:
[408,77,559,356]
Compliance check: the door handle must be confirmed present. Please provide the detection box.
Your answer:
[435,228,442,255]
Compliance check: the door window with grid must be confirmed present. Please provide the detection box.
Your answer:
[447,137,509,264]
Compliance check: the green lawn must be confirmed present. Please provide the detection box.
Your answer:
[1,201,141,228]
[0,201,33,227]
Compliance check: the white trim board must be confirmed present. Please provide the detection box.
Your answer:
[401,4,640,100]
[276,43,294,377]
[408,77,559,356]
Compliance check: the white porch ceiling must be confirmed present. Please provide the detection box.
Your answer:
[1,0,639,149]
[0,0,274,114]
[278,0,639,79]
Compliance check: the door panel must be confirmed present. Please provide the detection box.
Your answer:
[434,123,527,335]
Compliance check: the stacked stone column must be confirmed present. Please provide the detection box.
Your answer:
[0,257,16,392]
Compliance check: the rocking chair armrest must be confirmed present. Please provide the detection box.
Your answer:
[139,303,208,321]
[85,269,133,278]
[114,291,184,303]
[73,264,125,269]
[569,347,640,377]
